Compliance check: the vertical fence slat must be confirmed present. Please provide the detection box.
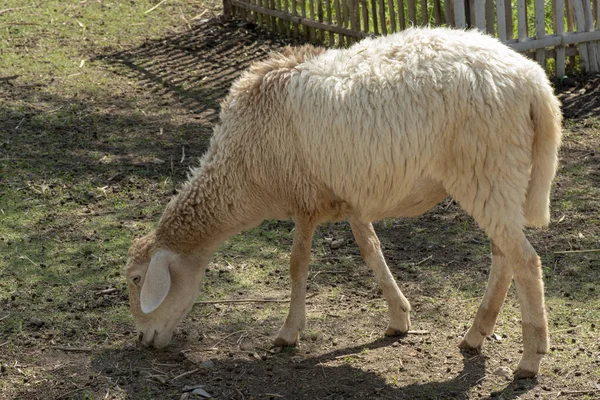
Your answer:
[379,0,387,34]
[566,0,576,71]
[326,0,333,44]
[486,0,495,34]
[497,0,507,41]
[421,0,429,25]
[475,0,486,31]
[454,0,466,27]
[361,0,370,32]
[434,0,442,24]
[505,0,513,39]
[517,0,528,41]
[445,0,455,26]
[309,0,316,41]
[318,0,325,42]
[572,0,591,72]
[408,0,418,26]
[371,0,379,35]
[398,0,406,29]
[582,0,600,71]
[535,0,546,67]
[555,0,566,77]
[388,0,398,31]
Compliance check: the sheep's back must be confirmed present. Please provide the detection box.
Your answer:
[285,27,548,219]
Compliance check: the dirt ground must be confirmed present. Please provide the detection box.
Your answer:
[1,10,600,400]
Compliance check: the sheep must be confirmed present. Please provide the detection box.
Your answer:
[126,26,562,378]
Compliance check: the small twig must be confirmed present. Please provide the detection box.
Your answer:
[554,249,600,254]
[550,325,580,334]
[19,255,37,267]
[15,117,25,130]
[559,389,600,396]
[96,288,118,296]
[318,362,326,377]
[0,314,9,321]
[198,293,317,305]
[144,0,166,14]
[407,330,430,335]
[180,146,185,163]
[334,352,365,359]
[0,341,9,347]
[55,387,85,400]
[414,255,433,266]
[209,330,247,350]
[190,9,208,20]
[172,368,200,381]
[0,5,36,15]
[0,75,19,81]
[264,394,284,398]
[51,346,92,352]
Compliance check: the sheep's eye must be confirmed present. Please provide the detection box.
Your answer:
[132,276,141,286]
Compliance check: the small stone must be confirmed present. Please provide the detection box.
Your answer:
[200,360,215,369]
[332,338,338,346]
[330,239,345,249]
[392,341,399,347]
[1,364,7,373]
[29,318,45,329]
[493,366,512,379]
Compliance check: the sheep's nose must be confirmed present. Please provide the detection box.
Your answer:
[138,331,144,342]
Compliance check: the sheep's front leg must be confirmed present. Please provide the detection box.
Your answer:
[350,219,411,335]
[274,217,316,346]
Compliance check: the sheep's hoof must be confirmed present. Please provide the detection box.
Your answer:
[385,327,408,337]
[273,337,297,347]
[457,339,481,352]
[514,368,538,380]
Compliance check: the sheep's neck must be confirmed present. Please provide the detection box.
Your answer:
[155,163,263,254]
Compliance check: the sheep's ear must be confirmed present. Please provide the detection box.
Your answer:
[140,250,172,314]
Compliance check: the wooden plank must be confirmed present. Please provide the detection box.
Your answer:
[372,0,379,34]
[350,0,360,33]
[389,0,398,31]
[454,0,466,27]
[398,0,406,30]
[505,26,600,50]
[582,0,600,71]
[486,0,495,34]
[408,0,417,26]
[445,0,455,26]
[361,0,370,32]
[309,0,316,40]
[497,0,508,41]
[421,0,429,25]
[379,0,387,34]
[475,0,486,31]
[573,0,591,71]
[535,0,546,67]
[318,0,325,42]
[505,0,513,39]
[517,0,528,40]
[555,0,566,77]
[433,0,442,24]
[326,0,333,44]
[231,0,370,37]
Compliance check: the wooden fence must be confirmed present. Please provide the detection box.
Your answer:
[223,0,600,76]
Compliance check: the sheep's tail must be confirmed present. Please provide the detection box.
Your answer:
[524,84,563,228]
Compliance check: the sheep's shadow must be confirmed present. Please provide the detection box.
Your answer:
[84,335,537,399]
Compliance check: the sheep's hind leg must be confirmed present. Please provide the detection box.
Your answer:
[459,240,513,350]
[274,216,317,346]
[350,219,411,335]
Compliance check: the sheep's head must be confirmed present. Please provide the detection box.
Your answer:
[126,233,207,348]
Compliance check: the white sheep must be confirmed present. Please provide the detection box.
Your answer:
[126,26,562,378]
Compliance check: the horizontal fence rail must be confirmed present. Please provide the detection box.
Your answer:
[223,0,600,76]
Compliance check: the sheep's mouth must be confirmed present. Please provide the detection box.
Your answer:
[137,326,173,348]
